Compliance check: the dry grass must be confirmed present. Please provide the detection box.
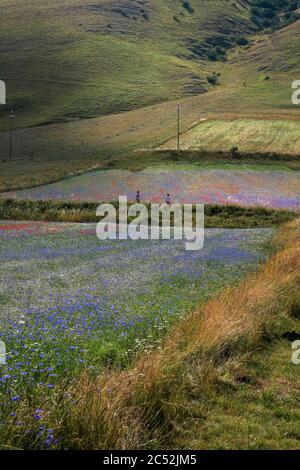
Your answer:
[45,219,300,449]
[161,119,300,154]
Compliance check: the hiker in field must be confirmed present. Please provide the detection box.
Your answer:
[165,194,171,206]
[136,190,141,203]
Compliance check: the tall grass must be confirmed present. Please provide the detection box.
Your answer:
[6,219,298,449]
[0,198,296,228]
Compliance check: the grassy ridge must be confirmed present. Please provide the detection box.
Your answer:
[144,149,300,169]
[2,219,299,449]
[0,198,297,228]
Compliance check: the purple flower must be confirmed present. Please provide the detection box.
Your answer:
[34,408,43,421]
[11,395,20,402]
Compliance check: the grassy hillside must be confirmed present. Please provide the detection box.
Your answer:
[0,0,256,130]
[0,0,299,131]
[0,2,300,189]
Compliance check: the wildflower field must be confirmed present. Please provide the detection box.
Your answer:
[0,220,273,448]
[3,166,299,211]
[0,0,299,452]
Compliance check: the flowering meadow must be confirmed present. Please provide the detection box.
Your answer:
[0,221,273,448]
[3,166,300,211]
[0,220,275,447]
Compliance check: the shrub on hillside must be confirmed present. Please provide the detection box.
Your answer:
[207,73,220,85]
[236,37,249,46]
[182,1,194,14]
[250,0,300,29]
[207,47,227,62]
[231,146,239,158]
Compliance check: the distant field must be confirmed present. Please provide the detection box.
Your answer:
[1,107,300,192]
[162,119,300,154]
[3,165,299,211]
[0,199,296,228]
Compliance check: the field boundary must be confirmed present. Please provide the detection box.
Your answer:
[0,199,297,228]
[1,148,300,194]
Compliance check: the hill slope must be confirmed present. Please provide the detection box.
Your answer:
[0,1,300,187]
[1,0,298,129]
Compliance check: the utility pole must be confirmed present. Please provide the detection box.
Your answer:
[9,109,14,160]
[177,103,180,150]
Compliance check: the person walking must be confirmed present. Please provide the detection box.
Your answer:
[136,190,141,203]
[165,194,171,206]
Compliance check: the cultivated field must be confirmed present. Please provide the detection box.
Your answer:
[0,109,299,192]
[162,119,300,154]
[3,165,300,211]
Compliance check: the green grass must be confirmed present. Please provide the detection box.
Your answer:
[0,0,254,130]
[171,317,300,450]
[146,161,300,173]
[161,222,300,450]
[124,150,300,171]
[0,198,296,228]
